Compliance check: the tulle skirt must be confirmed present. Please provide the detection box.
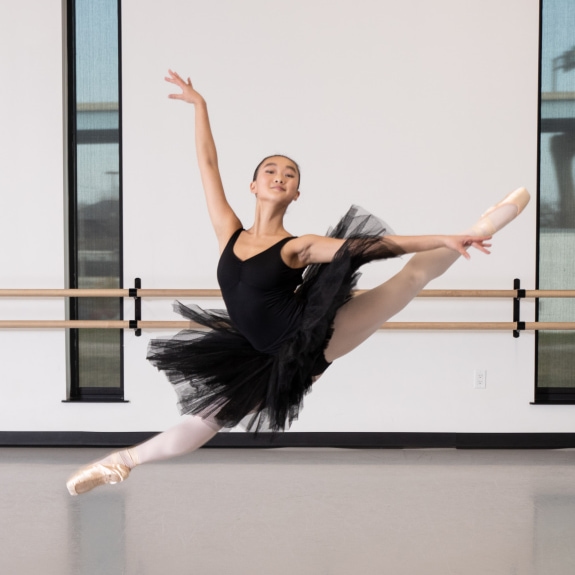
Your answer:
[147,205,401,431]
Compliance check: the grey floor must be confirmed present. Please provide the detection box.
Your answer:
[1,448,575,575]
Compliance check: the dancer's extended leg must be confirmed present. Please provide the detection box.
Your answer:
[324,187,529,362]
[66,414,221,495]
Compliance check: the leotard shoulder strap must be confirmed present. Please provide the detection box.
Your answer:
[222,228,244,253]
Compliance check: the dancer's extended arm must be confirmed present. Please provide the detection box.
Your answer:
[284,233,491,267]
[165,70,241,250]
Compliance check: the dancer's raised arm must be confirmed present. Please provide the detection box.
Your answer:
[165,70,241,250]
[284,233,491,267]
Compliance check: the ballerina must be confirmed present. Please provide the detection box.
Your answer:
[66,70,529,495]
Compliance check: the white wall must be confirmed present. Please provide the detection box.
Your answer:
[0,0,69,431]
[2,0,562,434]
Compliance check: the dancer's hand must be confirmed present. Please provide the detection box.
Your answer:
[444,235,492,259]
[165,69,204,105]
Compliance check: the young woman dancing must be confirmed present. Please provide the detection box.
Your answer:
[66,70,529,495]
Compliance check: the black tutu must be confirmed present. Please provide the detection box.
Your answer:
[147,205,403,432]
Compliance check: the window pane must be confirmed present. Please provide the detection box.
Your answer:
[70,0,123,395]
[538,0,575,391]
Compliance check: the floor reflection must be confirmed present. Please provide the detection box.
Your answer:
[68,492,126,575]
[534,494,575,574]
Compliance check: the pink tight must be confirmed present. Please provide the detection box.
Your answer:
[102,415,221,468]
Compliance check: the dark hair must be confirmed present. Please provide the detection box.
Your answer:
[252,155,301,188]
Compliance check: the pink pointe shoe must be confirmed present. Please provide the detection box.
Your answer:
[476,187,530,236]
[66,461,130,496]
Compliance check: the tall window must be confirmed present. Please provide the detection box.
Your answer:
[537,0,575,401]
[67,0,123,401]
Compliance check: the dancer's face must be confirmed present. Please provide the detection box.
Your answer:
[250,156,300,205]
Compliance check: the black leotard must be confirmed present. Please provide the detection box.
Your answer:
[217,229,305,354]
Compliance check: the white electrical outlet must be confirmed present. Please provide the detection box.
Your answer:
[474,369,487,389]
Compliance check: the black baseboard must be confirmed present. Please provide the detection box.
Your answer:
[2,431,575,449]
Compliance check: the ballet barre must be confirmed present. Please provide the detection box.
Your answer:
[0,289,221,298]
[0,320,574,332]
[0,279,572,336]
[0,288,574,298]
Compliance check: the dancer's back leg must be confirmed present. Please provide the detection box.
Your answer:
[67,414,222,495]
[324,187,529,362]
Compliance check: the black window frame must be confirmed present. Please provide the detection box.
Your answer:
[65,0,125,402]
[535,0,575,403]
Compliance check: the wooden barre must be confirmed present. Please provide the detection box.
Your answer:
[0,320,130,329]
[0,289,221,298]
[422,289,575,299]
[1,320,575,331]
[0,288,574,298]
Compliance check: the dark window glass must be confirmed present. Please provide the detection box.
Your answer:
[537,0,575,401]
[67,0,123,400]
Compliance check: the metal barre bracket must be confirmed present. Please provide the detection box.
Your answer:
[513,278,525,338]
[130,278,142,336]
